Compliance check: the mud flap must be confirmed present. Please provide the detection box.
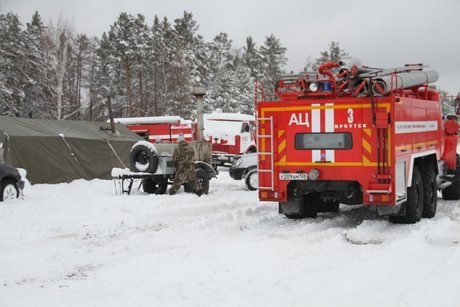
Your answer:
[376,203,403,216]
[279,197,303,216]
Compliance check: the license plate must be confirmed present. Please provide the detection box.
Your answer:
[279,173,308,180]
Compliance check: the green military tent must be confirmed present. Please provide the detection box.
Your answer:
[0,116,141,184]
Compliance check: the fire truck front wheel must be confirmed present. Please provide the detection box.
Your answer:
[390,167,424,224]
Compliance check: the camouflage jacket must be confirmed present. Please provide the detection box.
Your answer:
[173,141,195,170]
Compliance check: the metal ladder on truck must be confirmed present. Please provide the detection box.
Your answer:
[257,116,274,191]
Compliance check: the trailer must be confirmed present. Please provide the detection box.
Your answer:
[113,140,216,195]
[112,88,217,195]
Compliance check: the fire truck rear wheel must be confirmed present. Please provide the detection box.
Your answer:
[390,166,423,224]
[319,201,339,213]
[441,159,460,200]
[302,194,319,218]
[130,144,159,173]
[422,166,437,218]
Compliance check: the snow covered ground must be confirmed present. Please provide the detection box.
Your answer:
[1,169,460,307]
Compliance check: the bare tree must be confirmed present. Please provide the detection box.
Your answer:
[46,16,74,120]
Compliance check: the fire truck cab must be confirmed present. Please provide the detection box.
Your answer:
[257,62,459,223]
[204,113,257,165]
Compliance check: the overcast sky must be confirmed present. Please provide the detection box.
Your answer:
[2,0,459,95]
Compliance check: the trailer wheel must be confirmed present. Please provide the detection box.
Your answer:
[422,166,437,218]
[130,144,159,173]
[245,169,258,191]
[1,178,19,201]
[390,166,423,224]
[142,178,168,195]
[196,168,209,195]
[442,159,460,200]
[184,168,209,195]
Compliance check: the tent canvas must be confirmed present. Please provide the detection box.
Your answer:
[0,116,141,184]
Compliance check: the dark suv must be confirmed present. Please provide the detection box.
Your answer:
[0,164,25,201]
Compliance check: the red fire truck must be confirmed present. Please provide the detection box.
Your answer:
[257,62,459,223]
[204,113,257,165]
[114,113,257,166]
[113,116,194,143]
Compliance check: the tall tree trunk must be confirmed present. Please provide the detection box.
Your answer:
[75,51,82,120]
[124,57,133,117]
[138,68,144,116]
[153,69,158,116]
[56,32,69,120]
[89,54,96,122]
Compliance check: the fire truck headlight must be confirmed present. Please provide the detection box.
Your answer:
[308,169,320,180]
[309,82,319,92]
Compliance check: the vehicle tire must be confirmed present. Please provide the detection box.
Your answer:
[319,201,339,213]
[130,144,159,173]
[195,168,209,195]
[302,193,319,218]
[390,166,423,224]
[142,178,168,195]
[442,158,460,200]
[184,168,210,195]
[156,178,168,195]
[1,178,19,201]
[245,169,258,191]
[422,165,437,218]
[283,212,306,219]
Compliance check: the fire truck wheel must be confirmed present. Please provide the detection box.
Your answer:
[422,166,437,218]
[319,201,339,213]
[130,144,159,173]
[302,193,319,218]
[390,167,423,224]
[245,169,258,191]
[441,160,460,200]
[142,178,168,194]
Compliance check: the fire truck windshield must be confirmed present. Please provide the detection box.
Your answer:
[295,133,352,150]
